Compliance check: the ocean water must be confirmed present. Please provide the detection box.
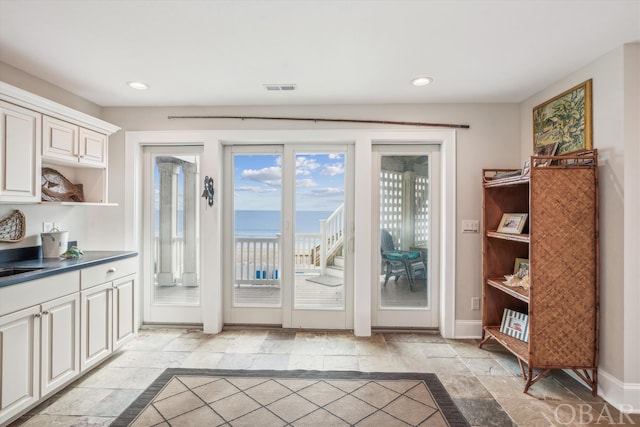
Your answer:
[235,210,333,237]
[157,209,334,237]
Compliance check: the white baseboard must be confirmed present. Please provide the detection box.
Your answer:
[454,320,482,339]
[595,369,640,414]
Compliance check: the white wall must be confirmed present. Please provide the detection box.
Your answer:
[519,43,640,411]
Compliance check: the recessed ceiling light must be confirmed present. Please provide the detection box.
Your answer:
[412,77,433,87]
[127,81,149,90]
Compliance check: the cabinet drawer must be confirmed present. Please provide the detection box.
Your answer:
[0,271,79,316]
[81,257,137,289]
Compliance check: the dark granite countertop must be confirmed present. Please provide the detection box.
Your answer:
[0,250,138,288]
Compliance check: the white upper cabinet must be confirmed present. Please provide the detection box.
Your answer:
[43,116,107,168]
[0,81,119,205]
[0,101,42,203]
[42,115,78,161]
[79,127,107,167]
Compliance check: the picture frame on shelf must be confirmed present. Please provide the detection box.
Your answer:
[533,79,592,155]
[497,213,528,234]
[521,160,531,177]
[533,142,559,167]
[514,258,529,278]
[564,149,597,166]
[500,309,529,342]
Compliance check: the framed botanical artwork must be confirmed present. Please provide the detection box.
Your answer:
[533,79,592,155]
[497,213,528,234]
[513,258,529,278]
[500,309,529,342]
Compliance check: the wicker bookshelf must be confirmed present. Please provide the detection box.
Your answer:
[480,151,600,395]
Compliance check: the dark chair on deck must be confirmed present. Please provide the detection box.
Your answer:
[380,229,426,291]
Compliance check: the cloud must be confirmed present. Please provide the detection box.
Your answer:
[328,154,342,160]
[310,187,344,196]
[296,156,320,176]
[241,166,281,186]
[321,163,344,176]
[235,186,277,193]
[296,178,317,187]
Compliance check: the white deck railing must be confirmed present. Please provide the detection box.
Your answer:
[235,236,281,286]
[321,203,344,274]
[295,233,321,272]
[155,204,345,286]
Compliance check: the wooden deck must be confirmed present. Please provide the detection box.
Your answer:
[154,273,427,309]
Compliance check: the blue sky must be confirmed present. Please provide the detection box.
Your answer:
[234,153,345,211]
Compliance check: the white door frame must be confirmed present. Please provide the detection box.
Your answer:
[125,129,456,337]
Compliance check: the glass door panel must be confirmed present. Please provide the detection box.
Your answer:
[143,146,202,324]
[293,152,346,310]
[374,146,440,328]
[379,156,429,308]
[232,153,282,308]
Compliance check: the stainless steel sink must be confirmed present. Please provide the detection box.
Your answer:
[0,267,44,278]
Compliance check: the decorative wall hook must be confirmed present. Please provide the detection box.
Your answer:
[201,176,214,207]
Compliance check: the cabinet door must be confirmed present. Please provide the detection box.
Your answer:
[40,293,80,397]
[0,101,41,202]
[80,282,112,372]
[78,128,107,168]
[42,115,79,163]
[113,274,136,350]
[0,305,40,425]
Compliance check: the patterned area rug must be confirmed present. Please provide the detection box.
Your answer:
[111,369,469,426]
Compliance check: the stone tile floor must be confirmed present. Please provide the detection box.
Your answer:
[8,328,640,427]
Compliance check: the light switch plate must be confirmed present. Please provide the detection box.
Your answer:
[462,220,479,233]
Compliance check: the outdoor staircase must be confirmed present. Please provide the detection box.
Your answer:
[326,253,344,278]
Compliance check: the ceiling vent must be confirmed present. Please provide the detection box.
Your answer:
[264,84,297,91]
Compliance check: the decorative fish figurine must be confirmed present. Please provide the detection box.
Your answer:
[41,167,85,202]
[60,246,84,259]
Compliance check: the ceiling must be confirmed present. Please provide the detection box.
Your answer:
[1,0,638,107]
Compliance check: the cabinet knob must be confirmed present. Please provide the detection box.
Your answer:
[42,310,50,315]
[34,313,41,318]
[107,267,117,273]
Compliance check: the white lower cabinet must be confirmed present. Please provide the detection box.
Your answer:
[0,256,137,425]
[113,275,135,349]
[80,282,112,372]
[40,293,80,396]
[81,270,136,372]
[0,293,79,424]
[0,305,40,425]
